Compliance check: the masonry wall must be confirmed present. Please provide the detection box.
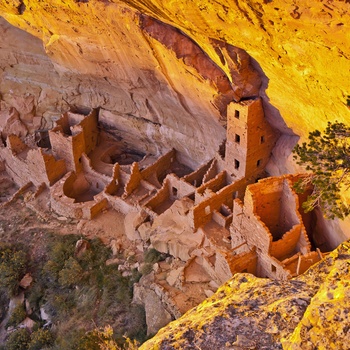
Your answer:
[81,154,111,191]
[283,251,320,276]
[183,160,213,187]
[225,98,277,179]
[231,193,272,253]
[41,152,67,185]
[214,250,235,284]
[191,178,246,230]
[202,159,219,183]
[197,171,227,195]
[270,224,301,260]
[1,136,64,188]
[75,109,99,155]
[246,178,301,241]
[141,149,175,185]
[145,178,171,213]
[49,128,76,172]
[123,163,143,197]
[165,174,196,199]
[257,253,291,280]
[227,250,257,275]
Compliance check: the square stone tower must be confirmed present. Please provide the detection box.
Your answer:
[225,98,277,179]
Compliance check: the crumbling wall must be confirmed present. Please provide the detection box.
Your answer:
[41,151,66,185]
[183,160,213,187]
[257,253,291,280]
[7,134,28,154]
[141,149,176,186]
[227,250,257,275]
[145,178,173,215]
[202,159,219,184]
[81,153,111,191]
[191,178,246,230]
[165,174,196,199]
[74,109,98,154]
[214,250,236,284]
[246,177,300,241]
[197,171,227,195]
[1,135,64,187]
[123,162,143,197]
[212,208,232,228]
[231,195,271,253]
[283,251,320,276]
[270,224,301,260]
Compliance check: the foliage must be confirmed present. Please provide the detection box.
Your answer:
[0,292,9,323]
[144,248,165,264]
[5,328,30,350]
[28,329,54,350]
[1,234,147,349]
[58,257,84,287]
[293,121,350,219]
[29,235,145,349]
[79,326,139,350]
[6,304,26,328]
[0,244,27,296]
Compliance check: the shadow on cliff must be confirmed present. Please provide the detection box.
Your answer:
[250,57,300,176]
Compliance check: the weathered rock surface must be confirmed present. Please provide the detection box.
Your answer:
[1,1,349,235]
[140,241,350,349]
[1,0,349,165]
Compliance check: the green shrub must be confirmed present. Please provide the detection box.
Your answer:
[6,304,26,328]
[0,244,28,296]
[6,328,30,350]
[58,257,83,287]
[293,121,350,219]
[28,328,54,350]
[144,248,165,264]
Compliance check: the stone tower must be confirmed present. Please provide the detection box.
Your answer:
[225,97,277,179]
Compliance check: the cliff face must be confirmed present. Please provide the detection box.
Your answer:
[140,241,350,349]
[1,1,349,169]
[0,2,349,232]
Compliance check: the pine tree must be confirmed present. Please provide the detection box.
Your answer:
[293,121,350,219]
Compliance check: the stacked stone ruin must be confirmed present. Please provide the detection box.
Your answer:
[0,97,323,286]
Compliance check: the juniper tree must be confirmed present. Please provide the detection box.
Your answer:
[293,121,350,219]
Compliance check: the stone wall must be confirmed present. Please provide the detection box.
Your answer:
[191,178,246,230]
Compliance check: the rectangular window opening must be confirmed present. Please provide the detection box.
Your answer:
[257,159,262,167]
[271,264,276,273]
[234,110,240,119]
[260,135,265,144]
[234,159,240,169]
[235,134,240,144]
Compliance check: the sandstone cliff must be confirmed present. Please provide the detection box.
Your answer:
[1,0,349,236]
[140,240,350,349]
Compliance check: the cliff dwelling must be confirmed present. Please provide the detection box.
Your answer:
[0,0,349,347]
[0,95,332,331]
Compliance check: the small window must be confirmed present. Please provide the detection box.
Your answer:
[260,135,265,144]
[257,159,262,167]
[234,110,240,119]
[234,159,240,169]
[235,134,240,144]
[172,187,178,197]
[271,265,276,273]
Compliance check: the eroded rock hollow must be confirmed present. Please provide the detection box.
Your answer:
[0,0,350,346]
